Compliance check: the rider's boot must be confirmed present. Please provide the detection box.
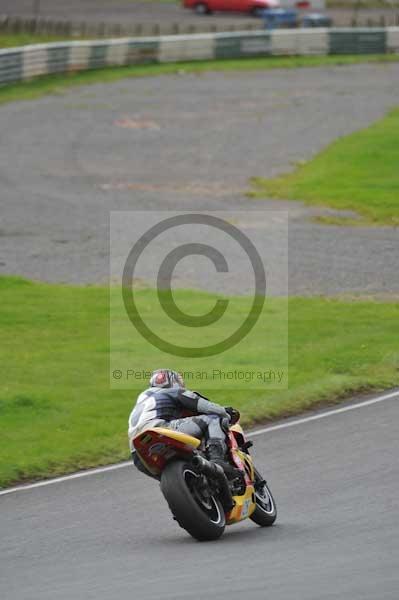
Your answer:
[206,439,241,479]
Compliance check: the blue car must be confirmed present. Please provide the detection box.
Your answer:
[262,8,298,29]
[302,13,333,27]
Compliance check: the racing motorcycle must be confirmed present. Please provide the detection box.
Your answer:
[132,413,277,541]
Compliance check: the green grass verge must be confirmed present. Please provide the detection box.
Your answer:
[251,107,399,226]
[1,275,398,488]
[0,54,399,106]
[0,33,84,49]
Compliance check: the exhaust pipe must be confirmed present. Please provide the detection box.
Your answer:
[192,454,223,479]
[192,455,235,512]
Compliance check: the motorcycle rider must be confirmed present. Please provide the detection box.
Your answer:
[128,369,239,478]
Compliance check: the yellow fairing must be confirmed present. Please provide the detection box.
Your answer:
[235,448,255,481]
[230,423,245,436]
[144,427,201,449]
[133,426,201,477]
[227,485,256,524]
[227,447,256,524]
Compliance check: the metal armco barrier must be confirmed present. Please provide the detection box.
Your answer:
[0,27,398,87]
[329,28,387,54]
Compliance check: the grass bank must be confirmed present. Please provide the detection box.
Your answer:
[1,275,398,488]
[0,54,398,106]
[251,107,399,226]
[0,33,85,49]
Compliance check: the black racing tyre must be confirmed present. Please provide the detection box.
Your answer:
[161,460,225,541]
[194,2,211,14]
[250,469,277,527]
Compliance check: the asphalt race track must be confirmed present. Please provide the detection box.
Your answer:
[1,393,398,599]
[1,63,399,295]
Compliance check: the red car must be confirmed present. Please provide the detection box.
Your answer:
[183,0,280,16]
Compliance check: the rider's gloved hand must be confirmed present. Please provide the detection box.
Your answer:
[224,407,240,424]
[221,416,231,432]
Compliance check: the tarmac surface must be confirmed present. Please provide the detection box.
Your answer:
[1,393,398,600]
[1,63,398,295]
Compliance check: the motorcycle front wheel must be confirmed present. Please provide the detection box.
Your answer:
[161,460,225,541]
[250,468,277,527]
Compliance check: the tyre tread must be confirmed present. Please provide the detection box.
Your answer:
[161,460,225,541]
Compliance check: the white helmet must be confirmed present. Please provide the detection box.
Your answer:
[149,369,185,389]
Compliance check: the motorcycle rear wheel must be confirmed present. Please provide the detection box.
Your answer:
[161,460,225,541]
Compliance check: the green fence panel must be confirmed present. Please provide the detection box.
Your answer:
[47,46,70,74]
[127,40,160,64]
[215,36,242,59]
[329,29,387,55]
[239,34,271,57]
[215,34,271,59]
[0,51,23,84]
[89,44,109,68]
[357,30,386,53]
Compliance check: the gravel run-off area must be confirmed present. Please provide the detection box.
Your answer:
[0,63,398,296]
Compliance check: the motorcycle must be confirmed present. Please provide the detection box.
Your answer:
[132,414,277,541]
